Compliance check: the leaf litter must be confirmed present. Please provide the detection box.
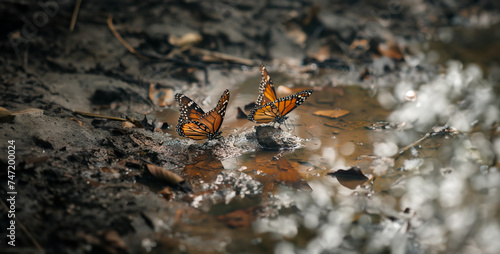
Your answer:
[2,1,500,253]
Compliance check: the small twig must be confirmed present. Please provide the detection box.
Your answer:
[107,14,150,60]
[69,0,82,32]
[397,132,431,156]
[73,110,127,121]
[395,126,457,160]
[189,47,256,66]
[1,199,44,253]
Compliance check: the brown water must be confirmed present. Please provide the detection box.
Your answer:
[152,64,499,253]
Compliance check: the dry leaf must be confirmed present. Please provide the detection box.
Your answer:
[149,83,175,107]
[350,39,369,50]
[276,157,312,191]
[146,164,184,185]
[122,121,136,129]
[12,108,44,117]
[0,107,14,122]
[311,45,331,62]
[314,109,350,119]
[168,32,203,47]
[201,55,225,63]
[125,116,144,128]
[378,41,403,60]
[324,119,371,130]
[102,230,127,254]
[252,153,312,192]
[327,166,369,190]
[184,150,225,182]
[100,167,119,174]
[158,187,174,200]
[286,27,307,45]
[69,117,83,126]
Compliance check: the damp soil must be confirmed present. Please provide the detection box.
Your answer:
[1,1,499,253]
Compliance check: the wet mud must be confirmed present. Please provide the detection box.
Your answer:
[1,1,500,253]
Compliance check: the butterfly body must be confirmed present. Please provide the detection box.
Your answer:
[248,64,312,124]
[176,89,230,140]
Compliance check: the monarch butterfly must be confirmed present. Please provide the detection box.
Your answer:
[176,89,230,140]
[248,64,313,124]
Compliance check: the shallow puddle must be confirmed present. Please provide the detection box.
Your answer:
[156,74,393,252]
[149,64,499,253]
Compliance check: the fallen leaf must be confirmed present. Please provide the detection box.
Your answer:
[102,230,128,254]
[158,187,174,200]
[69,117,83,126]
[149,83,175,107]
[286,27,307,45]
[350,39,369,50]
[12,108,44,117]
[1,107,44,122]
[377,41,403,60]
[126,116,145,128]
[201,55,225,63]
[168,32,203,47]
[252,153,312,192]
[122,121,136,129]
[147,164,184,185]
[100,167,119,174]
[327,166,369,189]
[276,157,312,191]
[189,47,256,66]
[74,111,127,121]
[324,119,371,131]
[314,109,350,119]
[311,45,331,62]
[0,107,13,121]
[184,150,225,183]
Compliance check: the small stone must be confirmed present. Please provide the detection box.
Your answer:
[255,126,285,150]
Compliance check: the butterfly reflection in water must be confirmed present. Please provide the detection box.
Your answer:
[175,89,230,140]
[248,64,313,125]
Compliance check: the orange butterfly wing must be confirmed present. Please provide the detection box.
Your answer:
[275,90,313,117]
[192,89,229,136]
[176,90,230,140]
[248,64,312,124]
[256,64,278,106]
[176,93,205,121]
[249,90,312,123]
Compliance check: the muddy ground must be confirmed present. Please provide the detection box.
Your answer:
[1,0,499,253]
